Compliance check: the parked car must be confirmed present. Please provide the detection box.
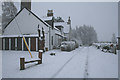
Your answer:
[60,41,76,51]
[71,40,79,48]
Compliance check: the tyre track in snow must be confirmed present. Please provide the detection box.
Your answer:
[50,47,84,78]
[83,47,89,80]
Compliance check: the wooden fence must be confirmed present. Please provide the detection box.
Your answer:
[20,50,43,70]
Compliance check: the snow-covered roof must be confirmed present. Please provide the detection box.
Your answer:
[54,26,60,31]
[61,41,75,44]
[54,22,64,28]
[54,22,70,33]
[0,34,39,38]
[53,27,64,37]
[54,17,64,22]
[42,16,53,21]
[4,8,50,29]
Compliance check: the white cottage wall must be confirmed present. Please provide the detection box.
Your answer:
[118,2,120,80]
[4,8,49,35]
[3,8,50,50]
[49,27,53,50]
[45,32,49,50]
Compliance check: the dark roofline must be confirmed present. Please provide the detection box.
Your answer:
[4,7,49,29]
[4,8,24,29]
[55,33,64,37]
[26,8,49,27]
[55,25,64,28]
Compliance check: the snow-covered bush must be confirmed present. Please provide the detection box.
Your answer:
[93,42,117,54]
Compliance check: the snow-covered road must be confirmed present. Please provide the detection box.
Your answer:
[2,46,118,78]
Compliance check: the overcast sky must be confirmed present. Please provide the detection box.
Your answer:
[15,2,118,42]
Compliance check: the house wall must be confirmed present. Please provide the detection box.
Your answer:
[118,1,120,37]
[54,34,63,48]
[64,33,69,41]
[118,2,120,50]
[52,28,63,48]
[118,2,120,80]
[2,37,39,52]
[49,27,53,50]
[44,20,54,50]
[54,34,59,47]
[3,8,50,50]
[4,9,49,35]
[45,31,49,50]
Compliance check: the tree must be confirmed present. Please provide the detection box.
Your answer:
[2,1,17,32]
[71,25,98,45]
[112,33,117,43]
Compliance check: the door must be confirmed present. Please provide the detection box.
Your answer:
[5,38,9,50]
[30,37,36,51]
[11,37,15,50]
[17,37,22,50]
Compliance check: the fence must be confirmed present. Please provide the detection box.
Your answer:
[20,50,43,70]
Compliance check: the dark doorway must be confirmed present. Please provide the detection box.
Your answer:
[5,38,9,50]
[17,37,22,50]
[30,37,36,51]
[11,37,15,50]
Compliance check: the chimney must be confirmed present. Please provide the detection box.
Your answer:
[21,0,31,10]
[47,10,53,17]
[67,16,71,41]
[67,16,71,24]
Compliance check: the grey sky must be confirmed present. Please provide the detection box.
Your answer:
[15,2,118,42]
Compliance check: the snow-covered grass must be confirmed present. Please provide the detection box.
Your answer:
[88,47,118,78]
[2,46,118,78]
[0,50,2,79]
[2,47,85,78]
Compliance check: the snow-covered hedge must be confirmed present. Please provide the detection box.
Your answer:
[92,42,117,54]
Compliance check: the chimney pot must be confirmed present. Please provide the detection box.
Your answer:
[21,0,31,10]
[47,10,53,17]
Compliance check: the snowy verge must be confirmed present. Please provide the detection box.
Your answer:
[0,50,2,79]
[2,46,118,78]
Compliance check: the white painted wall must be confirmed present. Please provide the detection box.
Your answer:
[49,27,53,50]
[118,1,120,42]
[4,8,49,35]
[45,32,49,50]
[3,8,50,50]
[64,33,69,40]
[118,2,120,80]
[54,34,58,47]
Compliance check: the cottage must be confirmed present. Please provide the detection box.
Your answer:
[1,8,51,51]
[42,10,71,49]
[117,11,120,50]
